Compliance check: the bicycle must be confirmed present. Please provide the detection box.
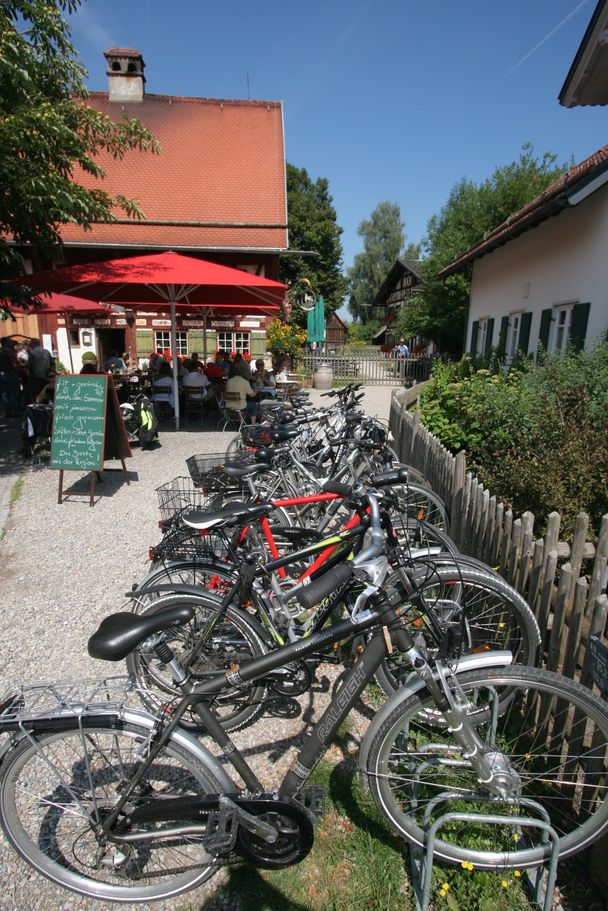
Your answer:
[128,475,540,730]
[0,491,606,903]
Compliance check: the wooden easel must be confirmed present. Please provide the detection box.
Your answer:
[52,375,132,507]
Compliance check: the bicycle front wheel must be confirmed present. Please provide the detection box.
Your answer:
[375,563,540,695]
[366,666,608,868]
[0,720,224,902]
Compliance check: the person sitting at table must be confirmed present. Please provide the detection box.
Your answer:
[217,350,231,375]
[104,350,127,372]
[251,359,276,391]
[182,364,210,397]
[35,370,56,404]
[151,360,175,411]
[204,356,224,381]
[226,363,257,424]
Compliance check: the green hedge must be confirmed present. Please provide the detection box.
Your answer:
[417,344,608,540]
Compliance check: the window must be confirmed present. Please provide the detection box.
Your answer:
[554,305,573,355]
[217,331,250,355]
[69,329,80,346]
[476,318,488,356]
[507,313,522,362]
[154,331,188,356]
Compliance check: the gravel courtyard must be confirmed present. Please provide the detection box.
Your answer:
[0,386,393,911]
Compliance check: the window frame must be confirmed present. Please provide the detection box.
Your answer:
[154,330,188,356]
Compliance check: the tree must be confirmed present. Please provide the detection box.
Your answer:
[279,163,348,327]
[0,0,158,316]
[404,145,565,355]
[347,201,414,322]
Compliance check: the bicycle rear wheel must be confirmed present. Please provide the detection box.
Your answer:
[366,666,608,868]
[0,720,223,902]
[126,593,269,733]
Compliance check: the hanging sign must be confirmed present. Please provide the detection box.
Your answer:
[211,319,235,328]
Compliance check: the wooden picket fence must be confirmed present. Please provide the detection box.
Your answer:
[389,387,608,691]
[390,390,608,911]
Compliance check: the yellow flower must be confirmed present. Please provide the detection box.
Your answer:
[512,833,520,842]
[442,883,450,891]
[514,870,522,878]
[501,879,509,888]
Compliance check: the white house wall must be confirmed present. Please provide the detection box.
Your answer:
[467,183,608,355]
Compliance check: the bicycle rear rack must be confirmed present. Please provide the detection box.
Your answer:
[408,790,560,911]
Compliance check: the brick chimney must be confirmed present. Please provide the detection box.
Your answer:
[104,47,145,102]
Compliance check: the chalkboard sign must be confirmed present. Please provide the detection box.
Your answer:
[51,374,108,470]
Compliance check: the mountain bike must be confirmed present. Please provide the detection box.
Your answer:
[0,491,605,903]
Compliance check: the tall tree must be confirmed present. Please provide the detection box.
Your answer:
[347,200,407,322]
[398,144,565,355]
[279,163,347,327]
[0,0,157,315]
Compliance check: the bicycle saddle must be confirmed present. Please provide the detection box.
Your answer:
[222,460,271,478]
[183,500,273,530]
[88,603,194,661]
[271,427,299,441]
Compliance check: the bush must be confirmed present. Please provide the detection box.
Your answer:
[417,344,608,539]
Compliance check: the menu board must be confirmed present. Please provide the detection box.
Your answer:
[50,375,107,470]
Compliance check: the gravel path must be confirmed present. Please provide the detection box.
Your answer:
[0,387,394,911]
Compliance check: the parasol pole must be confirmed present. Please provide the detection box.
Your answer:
[203,309,208,362]
[63,312,75,371]
[170,296,180,430]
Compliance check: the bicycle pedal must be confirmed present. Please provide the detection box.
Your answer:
[299,784,327,821]
[202,807,238,855]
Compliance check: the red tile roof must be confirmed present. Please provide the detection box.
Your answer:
[60,94,287,251]
[439,143,608,277]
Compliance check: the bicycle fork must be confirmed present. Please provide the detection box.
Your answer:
[400,641,521,799]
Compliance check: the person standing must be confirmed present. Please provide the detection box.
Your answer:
[0,338,22,417]
[28,338,53,397]
[396,338,409,358]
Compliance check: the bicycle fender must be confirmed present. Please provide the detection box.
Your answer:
[357,651,514,789]
[127,585,227,601]
[120,708,237,791]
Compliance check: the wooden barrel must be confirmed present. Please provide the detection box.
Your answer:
[313,364,333,390]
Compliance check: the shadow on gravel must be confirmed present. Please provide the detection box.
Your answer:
[60,467,140,503]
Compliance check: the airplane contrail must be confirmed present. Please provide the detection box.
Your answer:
[500,0,590,82]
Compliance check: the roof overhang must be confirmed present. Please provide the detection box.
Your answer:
[560,0,608,106]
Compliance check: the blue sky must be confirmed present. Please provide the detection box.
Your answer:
[70,0,606,279]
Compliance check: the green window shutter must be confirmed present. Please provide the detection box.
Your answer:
[187,331,204,356]
[518,312,532,354]
[569,302,590,352]
[538,308,552,352]
[250,332,266,356]
[498,315,509,355]
[470,321,479,355]
[484,318,495,357]
[136,329,154,357]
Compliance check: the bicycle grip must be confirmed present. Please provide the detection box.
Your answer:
[294,563,353,611]
[370,468,409,488]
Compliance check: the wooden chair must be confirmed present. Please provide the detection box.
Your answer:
[218,390,245,432]
[183,385,207,425]
[151,384,174,422]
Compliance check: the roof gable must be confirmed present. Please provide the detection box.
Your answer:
[439,144,608,277]
[60,93,287,251]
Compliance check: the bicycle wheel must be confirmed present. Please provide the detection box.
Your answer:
[0,720,224,902]
[366,666,608,868]
[375,564,540,695]
[388,481,450,533]
[133,560,239,613]
[126,593,269,733]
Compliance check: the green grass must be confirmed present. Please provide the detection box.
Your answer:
[9,476,23,508]
[222,760,413,911]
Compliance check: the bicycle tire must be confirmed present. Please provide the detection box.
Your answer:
[374,563,540,695]
[133,559,238,613]
[365,665,608,868]
[126,593,269,733]
[0,720,224,902]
